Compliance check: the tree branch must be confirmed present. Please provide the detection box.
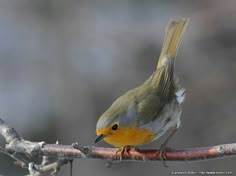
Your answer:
[0,118,236,175]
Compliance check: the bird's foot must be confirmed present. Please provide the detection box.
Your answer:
[154,144,172,167]
[115,146,131,160]
[159,143,169,167]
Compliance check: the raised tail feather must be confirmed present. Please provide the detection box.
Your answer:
[157,18,189,69]
[147,18,189,100]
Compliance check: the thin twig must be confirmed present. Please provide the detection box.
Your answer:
[0,146,28,168]
[26,159,68,176]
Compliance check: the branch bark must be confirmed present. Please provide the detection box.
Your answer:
[0,118,236,175]
[37,143,236,161]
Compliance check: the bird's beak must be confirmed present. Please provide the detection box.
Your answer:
[94,134,106,143]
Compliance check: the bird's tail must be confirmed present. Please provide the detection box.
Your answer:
[156,18,189,70]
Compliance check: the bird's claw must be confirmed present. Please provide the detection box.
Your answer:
[159,144,169,167]
[115,146,130,160]
[153,145,172,167]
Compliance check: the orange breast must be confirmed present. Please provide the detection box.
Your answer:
[100,125,156,147]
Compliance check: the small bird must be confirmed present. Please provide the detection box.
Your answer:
[94,18,189,160]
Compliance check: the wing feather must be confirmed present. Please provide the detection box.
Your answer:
[137,56,174,126]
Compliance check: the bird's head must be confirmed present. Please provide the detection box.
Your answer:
[94,108,122,145]
[94,97,137,146]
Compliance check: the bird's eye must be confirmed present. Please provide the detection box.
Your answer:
[111,124,119,131]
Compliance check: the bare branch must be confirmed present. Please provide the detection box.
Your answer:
[0,118,236,175]
[0,118,21,143]
[39,143,236,162]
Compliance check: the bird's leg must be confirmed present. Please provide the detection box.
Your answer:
[157,127,178,167]
[115,146,130,160]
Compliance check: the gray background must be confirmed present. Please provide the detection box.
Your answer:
[0,0,236,175]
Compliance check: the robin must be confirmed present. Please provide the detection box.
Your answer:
[94,18,189,161]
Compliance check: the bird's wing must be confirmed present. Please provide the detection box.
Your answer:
[136,56,174,126]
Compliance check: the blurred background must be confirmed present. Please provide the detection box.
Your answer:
[0,0,236,175]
